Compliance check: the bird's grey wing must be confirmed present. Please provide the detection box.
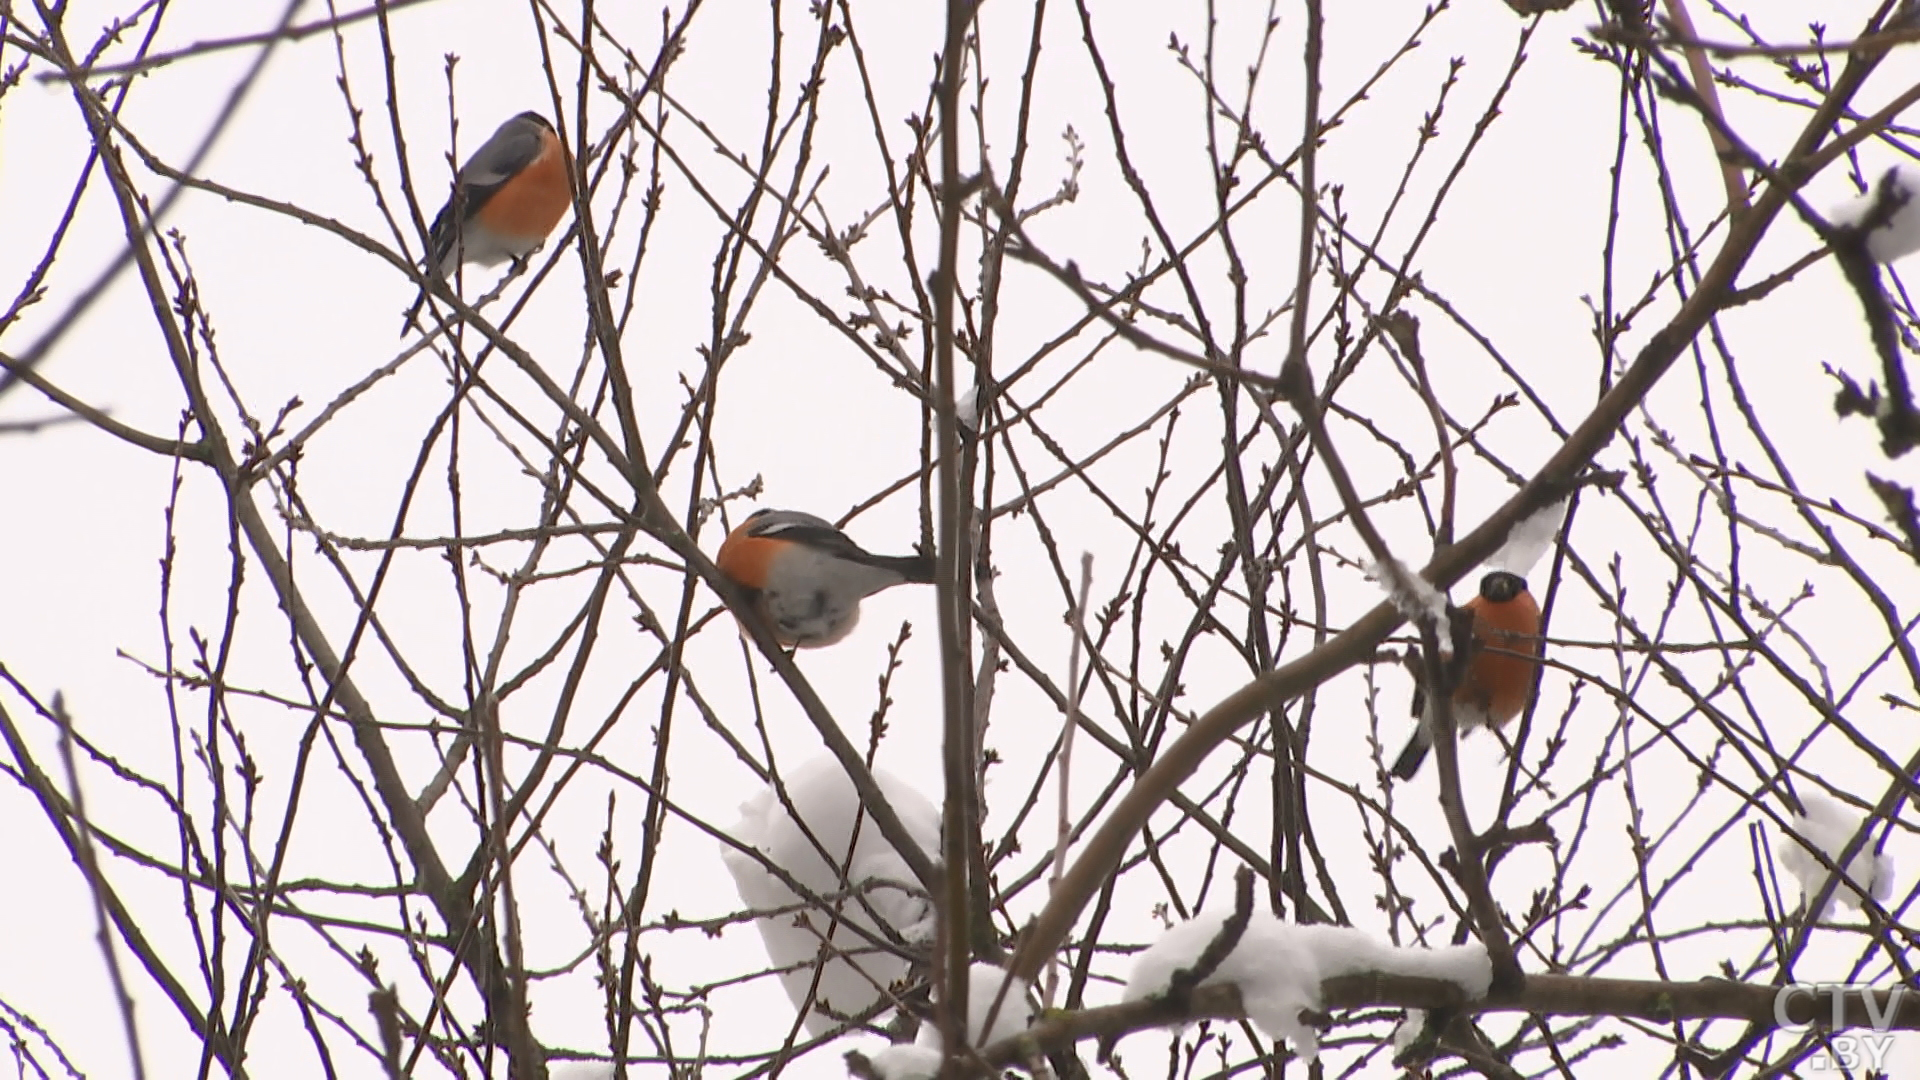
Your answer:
[424,117,548,269]
[748,511,874,562]
[455,118,548,215]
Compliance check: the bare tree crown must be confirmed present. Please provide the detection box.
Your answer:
[1,1,1917,1078]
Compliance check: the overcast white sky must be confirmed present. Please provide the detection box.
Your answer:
[3,0,1919,1077]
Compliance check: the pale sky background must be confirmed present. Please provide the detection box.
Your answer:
[3,0,1919,1077]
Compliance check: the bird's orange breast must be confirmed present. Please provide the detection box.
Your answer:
[1456,590,1543,727]
[716,526,781,592]
[477,131,572,241]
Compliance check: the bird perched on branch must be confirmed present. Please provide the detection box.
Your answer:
[715,509,935,648]
[402,111,571,331]
[1389,570,1543,780]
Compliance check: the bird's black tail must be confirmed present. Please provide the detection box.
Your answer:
[1389,728,1430,781]
[402,224,455,335]
[873,552,936,585]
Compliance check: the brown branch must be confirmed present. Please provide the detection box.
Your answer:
[0,350,206,460]
[1660,0,1751,214]
[933,0,985,1069]
[35,0,440,81]
[1601,19,1920,59]
[981,972,1920,1068]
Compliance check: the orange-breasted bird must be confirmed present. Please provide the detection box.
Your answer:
[402,111,572,331]
[1389,570,1543,780]
[715,509,934,649]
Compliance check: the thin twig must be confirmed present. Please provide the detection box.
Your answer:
[1045,553,1095,1008]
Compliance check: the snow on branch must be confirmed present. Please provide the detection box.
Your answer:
[955,961,1035,1049]
[1113,868,1490,1062]
[956,385,982,436]
[857,1044,941,1080]
[851,963,1035,1080]
[721,757,942,1036]
[1778,791,1895,917]
[1486,495,1567,578]
[1831,163,1920,263]
[1363,555,1452,656]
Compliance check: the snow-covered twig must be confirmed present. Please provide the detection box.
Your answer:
[1113,887,1492,1063]
[1364,554,1452,659]
[956,384,982,437]
[1831,163,1920,263]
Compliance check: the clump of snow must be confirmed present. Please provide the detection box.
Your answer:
[1292,924,1493,996]
[868,1044,942,1080]
[956,386,982,435]
[1364,557,1452,658]
[858,962,1034,1076]
[911,962,1034,1051]
[721,758,942,1035]
[1831,163,1920,263]
[1122,908,1325,1056]
[1391,1009,1427,1053]
[1120,907,1491,1062]
[1488,497,1567,578]
[1779,791,1894,916]
[1397,942,1493,995]
[962,962,1034,1046]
